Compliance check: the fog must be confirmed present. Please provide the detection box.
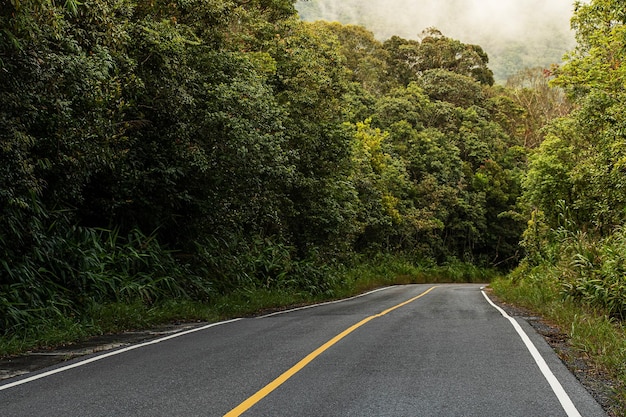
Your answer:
[296,0,584,82]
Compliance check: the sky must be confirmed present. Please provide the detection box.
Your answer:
[296,0,584,81]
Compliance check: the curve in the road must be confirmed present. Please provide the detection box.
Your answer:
[225,286,438,416]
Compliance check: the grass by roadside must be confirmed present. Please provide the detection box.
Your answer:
[491,265,626,417]
[0,255,494,358]
[7,253,624,415]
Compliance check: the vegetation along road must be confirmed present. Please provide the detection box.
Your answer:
[0,284,606,416]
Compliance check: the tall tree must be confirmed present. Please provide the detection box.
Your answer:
[525,0,626,234]
[309,22,392,96]
[505,67,572,148]
[383,29,494,87]
[553,0,626,98]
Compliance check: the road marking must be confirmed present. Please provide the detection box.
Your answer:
[0,318,243,392]
[0,287,401,392]
[481,291,582,417]
[224,286,438,417]
[256,286,394,318]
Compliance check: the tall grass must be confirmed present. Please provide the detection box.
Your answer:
[334,253,499,297]
[557,228,626,320]
[193,235,341,297]
[0,207,212,344]
[0,243,498,357]
[492,264,626,416]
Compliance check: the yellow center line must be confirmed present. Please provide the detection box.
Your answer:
[224,285,438,417]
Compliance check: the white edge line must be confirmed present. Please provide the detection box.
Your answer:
[0,287,395,391]
[256,286,395,318]
[0,318,242,392]
[481,291,582,417]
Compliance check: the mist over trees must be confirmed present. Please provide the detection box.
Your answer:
[3,0,626,348]
[519,0,626,320]
[296,0,578,83]
[1,0,533,338]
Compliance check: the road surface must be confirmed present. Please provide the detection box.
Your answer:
[0,284,607,416]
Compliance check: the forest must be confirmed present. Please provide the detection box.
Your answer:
[1,0,626,371]
[296,0,577,83]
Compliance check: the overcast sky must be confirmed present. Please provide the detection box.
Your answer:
[296,0,584,81]
[296,0,578,44]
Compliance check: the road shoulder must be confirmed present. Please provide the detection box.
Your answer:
[485,287,617,416]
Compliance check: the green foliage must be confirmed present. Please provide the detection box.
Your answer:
[523,133,576,227]
[419,69,485,108]
[193,234,341,296]
[363,76,525,266]
[558,228,626,320]
[309,22,392,96]
[504,67,572,148]
[382,30,494,87]
[493,269,626,416]
[537,1,626,232]
[348,119,410,250]
[554,0,626,99]
[1,0,532,347]
[0,207,208,336]
[512,19,626,390]
[517,1,626,328]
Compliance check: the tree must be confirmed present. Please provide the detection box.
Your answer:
[505,67,572,148]
[553,0,626,99]
[367,72,524,264]
[418,69,485,108]
[526,0,626,234]
[0,0,129,251]
[383,29,494,87]
[348,119,409,250]
[310,22,392,96]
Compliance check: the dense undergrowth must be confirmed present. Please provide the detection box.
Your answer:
[492,227,626,416]
[3,4,626,416]
[0,254,493,357]
[492,269,626,416]
[1,0,527,351]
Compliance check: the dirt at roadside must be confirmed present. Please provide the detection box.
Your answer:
[0,322,208,381]
[1,291,621,416]
[486,289,620,417]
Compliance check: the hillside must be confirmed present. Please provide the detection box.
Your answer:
[296,0,577,83]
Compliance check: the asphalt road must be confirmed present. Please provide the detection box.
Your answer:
[0,284,608,416]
